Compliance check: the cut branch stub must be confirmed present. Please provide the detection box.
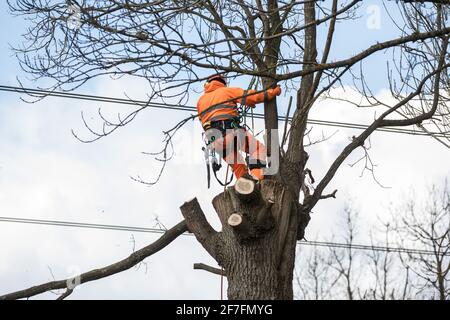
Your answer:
[213,179,281,243]
[180,198,221,260]
[212,179,300,299]
[228,213,252,238]
[228,213,243,226]
[234,177,259,202]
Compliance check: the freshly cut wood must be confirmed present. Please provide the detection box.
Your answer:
[209,179,302,298]
[228,213,251,237]
[234,177,257,202]
[193,263,225,276]
[235,177,254,194]
[228,213,243,226]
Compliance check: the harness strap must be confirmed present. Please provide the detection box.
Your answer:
[208,114,238,122]
[198,103,237,121]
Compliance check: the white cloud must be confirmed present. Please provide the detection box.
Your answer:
[303,86,450,239]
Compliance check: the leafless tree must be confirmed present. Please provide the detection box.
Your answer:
[294,208,405,300]
[365,222,412,300]
[295,181,449,300]
[294,241,340,300]
[1,0,450,299]
[392,181,450,300]
[295,206,366,300]
[327,206,360,300]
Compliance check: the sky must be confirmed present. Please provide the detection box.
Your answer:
[0,1,449,300]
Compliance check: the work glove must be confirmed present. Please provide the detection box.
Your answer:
[268,85,282,97]
[273,85,282,96]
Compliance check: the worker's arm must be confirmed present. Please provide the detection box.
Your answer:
[228,86,282,106]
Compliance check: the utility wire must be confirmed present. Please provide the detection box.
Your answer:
[0,216,168,235]
[0,216,446,256]
[1,87,448,255]
[1,85,448,138]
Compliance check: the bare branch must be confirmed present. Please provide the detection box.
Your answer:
[0,220,187,300]
[319,189,337,200]
[56,289,73,301]
[306,60,450,212]
[180,198,222,260]
[193,263,225,276]
[280,26,450,80]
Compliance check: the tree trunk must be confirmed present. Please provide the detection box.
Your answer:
[181,178,310,300]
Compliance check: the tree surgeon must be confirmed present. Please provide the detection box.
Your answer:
[1,0,449,301]
[198,74,282,181]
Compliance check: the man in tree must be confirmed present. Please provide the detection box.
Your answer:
[1,0,449,301]
[197,74,281,180]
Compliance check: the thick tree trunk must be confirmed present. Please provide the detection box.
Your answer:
[181,178,310,300]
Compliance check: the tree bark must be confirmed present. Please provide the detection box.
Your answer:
[183,179,303,300]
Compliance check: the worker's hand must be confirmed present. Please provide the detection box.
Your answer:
[271,85,282,96]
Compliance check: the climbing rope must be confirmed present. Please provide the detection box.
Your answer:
[218,164,230,299]
[220,266,224,300]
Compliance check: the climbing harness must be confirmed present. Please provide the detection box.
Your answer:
[199,81,278,188]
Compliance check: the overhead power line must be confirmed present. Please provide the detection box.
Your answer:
[1,85,448,138]
[0,216,446,256]
[0,216,168,235]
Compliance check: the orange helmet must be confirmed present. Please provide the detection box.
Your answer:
[207,74,227,86]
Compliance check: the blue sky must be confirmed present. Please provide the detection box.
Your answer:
[0,1,449,300]
[0,1,404,92]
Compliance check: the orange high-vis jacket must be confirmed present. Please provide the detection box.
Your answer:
[197,80,280,127]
